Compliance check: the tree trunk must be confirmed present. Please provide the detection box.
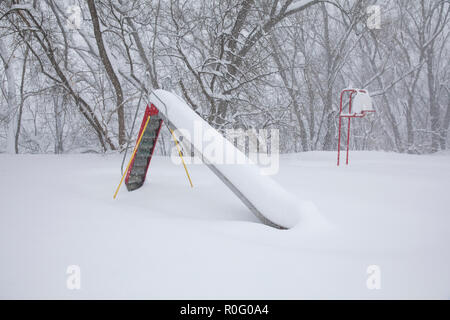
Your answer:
[87,0,125,148]
[0,38,18,154]
[321,3,335,151]
[269,35,308,151]
[426,47,440,153]
[440,90,450,150]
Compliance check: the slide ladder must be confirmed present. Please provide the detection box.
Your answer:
[125,104,163,191]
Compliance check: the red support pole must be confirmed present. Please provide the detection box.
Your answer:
[337,89,356,166]
[345,92,354,165]
[346,117,351,165]
[337,116,342,166]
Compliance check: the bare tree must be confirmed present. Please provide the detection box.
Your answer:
[86,0,125,148]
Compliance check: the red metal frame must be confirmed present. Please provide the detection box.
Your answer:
[337,89,375,166]
[125,104,163,185]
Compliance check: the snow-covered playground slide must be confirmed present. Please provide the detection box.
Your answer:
[127,89,312,229]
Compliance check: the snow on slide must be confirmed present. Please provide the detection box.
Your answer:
[150,89,321,229]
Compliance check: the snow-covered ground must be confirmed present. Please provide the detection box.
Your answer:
[0,151,449,299]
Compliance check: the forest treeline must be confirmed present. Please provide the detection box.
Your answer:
[0,0,449,154]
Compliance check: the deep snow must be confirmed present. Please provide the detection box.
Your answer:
[0,151,449,299]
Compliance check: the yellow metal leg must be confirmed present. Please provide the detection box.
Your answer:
[113,116,151,199]
[169,128,194,188]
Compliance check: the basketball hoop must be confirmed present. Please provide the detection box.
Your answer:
[337,89,375,166]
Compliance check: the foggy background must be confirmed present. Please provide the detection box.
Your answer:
[0,0,449,155]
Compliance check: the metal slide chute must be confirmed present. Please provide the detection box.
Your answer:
[150,90,301,229]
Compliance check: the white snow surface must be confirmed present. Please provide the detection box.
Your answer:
[0,151,450,299]
[150,89,308,229]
